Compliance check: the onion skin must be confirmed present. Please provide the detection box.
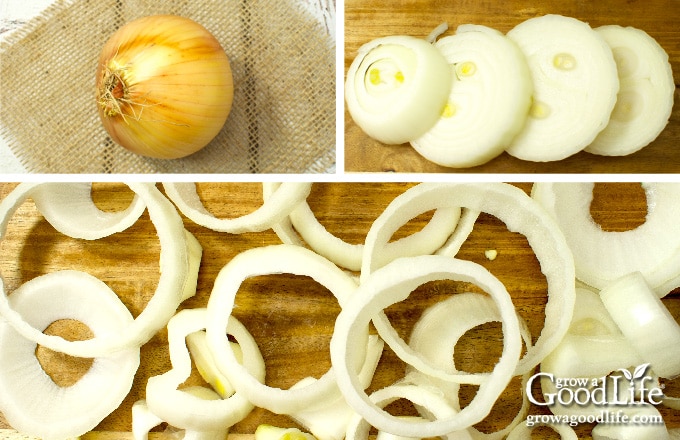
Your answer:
[95,15,234,159]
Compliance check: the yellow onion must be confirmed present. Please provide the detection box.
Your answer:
[95,15,234,159]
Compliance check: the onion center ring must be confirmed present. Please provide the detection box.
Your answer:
[331,255,522,438]
[361,182,575,376]
[0,182,193,357]
[205,244,365,415]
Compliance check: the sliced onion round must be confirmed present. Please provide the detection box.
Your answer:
[0,271,139,440]
[0,182,199,357]
[531,182,680,296]
[362,182,575,375]
[163,182,312,234]
[205,244,365,415]
[331,255,522,438]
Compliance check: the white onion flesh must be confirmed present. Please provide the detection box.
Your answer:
[0,182,201,357]
[345,35,453,144]
[362,182,575,375]
[592,404,670,440]
[410,24,533,168]
[506,14,619,161]
[587,25,675,156]
[131,398,229,440]
[331,256,523,438]
[205,244,366,415]
[599,272,680,379]
[531,182,680,295]
[30,183,146,240]
[0,271,139,440]
[145,308,259,431]
[163,182,312,234]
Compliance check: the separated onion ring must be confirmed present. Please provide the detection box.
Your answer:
[163,182,312,234]
[205,244,368,415]
[531,182,680,295]
[0,271,139,439]
[345,35,453,144]
[0,182,201,357]
[362,182,575,375]
[268,183,461,271]
[331,256,522,438]
[146,308,260,431]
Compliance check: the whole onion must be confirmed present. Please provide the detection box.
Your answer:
[95,15,234,159]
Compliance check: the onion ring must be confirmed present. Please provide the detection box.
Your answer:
[0,271,139,439]
[331,255,522,438]
[205,244,366,415]
[163,182,312,234]
[0,182,199,357]
[362,182,575,375]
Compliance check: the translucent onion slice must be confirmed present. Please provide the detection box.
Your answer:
[205,244,366,415]
[531,182,680,296]
[506,421,577,440]
[0,182,200,357]
[274,183,461,271]
[506,14,619,161]
[132,397,229,440]
[599,272,680,379]
[344,379,475,440]
[163,182,312,234]
[362,182,575,375]
[407,292,534,439]
[587,25,675,156]
[434,208,480,257]
[345,35,453,144]
[331,256,522,438]
[30,182,146,240]
[0,271,139,440]
[146,308,260,432]
[255,425,316,440]
[410,24,533,168]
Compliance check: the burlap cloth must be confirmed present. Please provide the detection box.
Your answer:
[0,0,335,173]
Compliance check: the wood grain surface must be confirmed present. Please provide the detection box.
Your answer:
[0,182,678,439]
[344,0,680,173]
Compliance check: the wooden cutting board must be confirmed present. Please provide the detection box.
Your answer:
[0,182,678,439]
[344,0,680,173]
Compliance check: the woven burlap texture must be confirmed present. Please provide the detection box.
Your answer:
[0,0,335,173]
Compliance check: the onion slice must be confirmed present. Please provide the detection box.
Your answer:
[0,182,200,357]
[599,272,680,379]
[30,183,146,240]
[506,14,619,161]
[507,421,577,440]
[163,182,312,234]
[145,308,259,432]
[205,244,366,415]
[410,24,533,168]
[331,255,522,438]
[345,35,453,144]
[587,25,675,156]
[531,182,680,296]
[0,271,139,440]
[362,182,575,375]
[132,397,229,440]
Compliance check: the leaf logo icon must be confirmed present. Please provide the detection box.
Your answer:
[633,363,651,380]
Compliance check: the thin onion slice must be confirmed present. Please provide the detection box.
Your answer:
[0,182,200,357]
[331,256,522,438]
[145,308,260,432]
[345,35,453,144]
[273,183,461,271]
[410,24,533,168]
[0,271,139,440]
[506,14,619,161]
[599,272,680,379]
[362,182,575,375]
[132,397,229,440]
[531,182,680,296]
[205,244,366,415]
[407,292,534,439]
[163,182,312,234]
[30,183,146,240]
[587,25,675,156]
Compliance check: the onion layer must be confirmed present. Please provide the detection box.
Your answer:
[0,271,139,440]
[96,15,234,159]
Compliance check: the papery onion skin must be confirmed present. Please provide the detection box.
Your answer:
[96,15,234,159]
